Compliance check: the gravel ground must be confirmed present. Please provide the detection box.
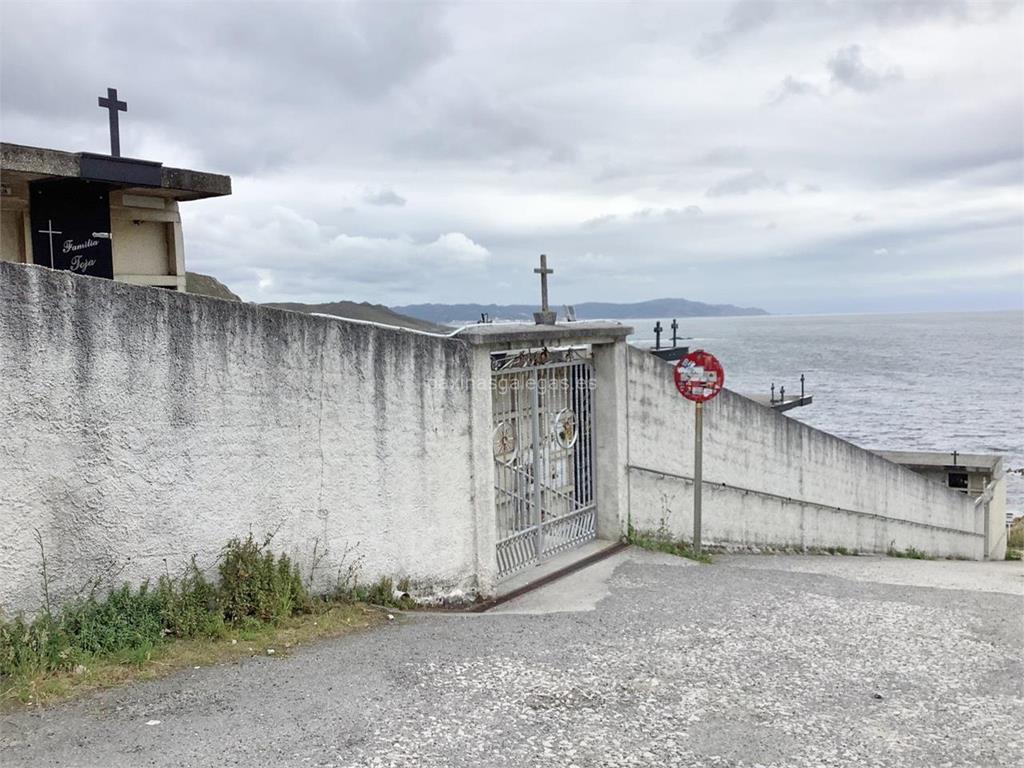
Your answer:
[2,552,1022,768]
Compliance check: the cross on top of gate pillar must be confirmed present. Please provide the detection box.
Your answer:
[533,253,556,325]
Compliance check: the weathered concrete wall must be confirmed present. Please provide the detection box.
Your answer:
[0,263,482,615]
[983,472,1008,560]
[626,347,984,558]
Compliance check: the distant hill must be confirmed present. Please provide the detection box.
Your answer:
[185,272,242,301]
[264,300,449,334]
[392,298,768,324]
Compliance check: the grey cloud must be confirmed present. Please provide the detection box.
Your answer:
[364,189,407,207]
[856,0,973,25]
[2,0,1018,311]
[770,76,822,104]
[696,0,996,61]
[582,206,702,229]
[638,206,703,219]
[827,45,901,92]
[706,170,786,197]
[582,214,618,229]
[396,98,576,164]
[697,0,778,56]
[696,146,752,166]
[0,1,453,174]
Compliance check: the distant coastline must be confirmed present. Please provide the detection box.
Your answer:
[392,298,768,325]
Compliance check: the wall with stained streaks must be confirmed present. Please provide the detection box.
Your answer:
[0,263,485,614]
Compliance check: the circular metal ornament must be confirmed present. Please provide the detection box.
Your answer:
[492,421,517,458]
[553,408,579,449]
[673,349,725,403]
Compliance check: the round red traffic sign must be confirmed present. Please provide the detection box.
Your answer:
[673,349,724,403]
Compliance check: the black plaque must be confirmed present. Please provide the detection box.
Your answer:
[29,178,114,279]
[80,153,162,187]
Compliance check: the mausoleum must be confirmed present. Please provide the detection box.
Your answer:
[0,89,231,291]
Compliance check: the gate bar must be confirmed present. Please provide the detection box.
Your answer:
[530,367,544,561]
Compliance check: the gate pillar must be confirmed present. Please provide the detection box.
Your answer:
[468,343,499,596]
[592,339,630,541]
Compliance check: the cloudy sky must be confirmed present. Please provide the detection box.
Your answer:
[2,0,1022,313]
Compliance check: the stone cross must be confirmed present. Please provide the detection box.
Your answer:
[654,321,663,350]
[98,87,128,157]
[37,219,62,269]
[532,254,556,325]
[952,450,959,466]
[671,318,679,347]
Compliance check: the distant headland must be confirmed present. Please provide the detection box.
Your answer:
[392,298,769,325]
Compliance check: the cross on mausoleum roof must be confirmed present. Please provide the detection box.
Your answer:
[97,87,127,157]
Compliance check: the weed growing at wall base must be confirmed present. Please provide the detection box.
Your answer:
[886,545,937,560]
[0,534,380,708]
[627,526,713,564]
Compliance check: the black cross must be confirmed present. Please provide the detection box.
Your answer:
[952,451,958,466]
[654,321,663,350]
[671,318,679,347]
[97,87,127,157]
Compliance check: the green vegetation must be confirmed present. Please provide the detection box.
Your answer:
[814,545,858,556]
[886,545,936,560]
[0,533,401,709]
[1006,518,1024,561]
[627,526,713,564]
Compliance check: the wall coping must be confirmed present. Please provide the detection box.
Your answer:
[456,320,633,348]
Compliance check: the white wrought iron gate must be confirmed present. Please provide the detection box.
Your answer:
[492,348,597,579]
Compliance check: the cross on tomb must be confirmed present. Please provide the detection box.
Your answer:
[97,87,128,157]
[534,254,553,312]
[654,321,663,350]
[671,318,679,347]
[37,219,62,269]
[952,451,959,466]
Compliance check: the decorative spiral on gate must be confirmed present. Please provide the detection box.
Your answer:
[553,408,578,449]
[492,420,517,459]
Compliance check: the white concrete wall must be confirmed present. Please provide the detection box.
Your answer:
[0,263,483,615]
[626,347,985,559]
[983,471,1008,560]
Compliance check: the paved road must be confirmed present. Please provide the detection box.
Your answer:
[3,552,1022,767]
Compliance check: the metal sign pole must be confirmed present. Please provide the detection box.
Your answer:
[673,349,723,557]
[694,400,703,554]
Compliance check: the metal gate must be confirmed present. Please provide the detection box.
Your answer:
[492,347,597,579]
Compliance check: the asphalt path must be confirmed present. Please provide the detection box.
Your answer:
[3,551,1021,767]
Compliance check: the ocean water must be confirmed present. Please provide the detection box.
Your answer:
[625,310,1024,515]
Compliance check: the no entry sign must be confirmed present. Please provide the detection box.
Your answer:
[670,348,724,556]
[673,349,724,403]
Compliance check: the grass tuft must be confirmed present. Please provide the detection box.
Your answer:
[0,533,391,710]
[886,545,936,560]
[627,526,713,564]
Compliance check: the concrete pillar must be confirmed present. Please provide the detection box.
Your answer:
[466,343,498,595]
[592,339,629,541]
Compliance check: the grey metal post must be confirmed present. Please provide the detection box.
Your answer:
[693,401,703,554]
[530,368,544,560]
